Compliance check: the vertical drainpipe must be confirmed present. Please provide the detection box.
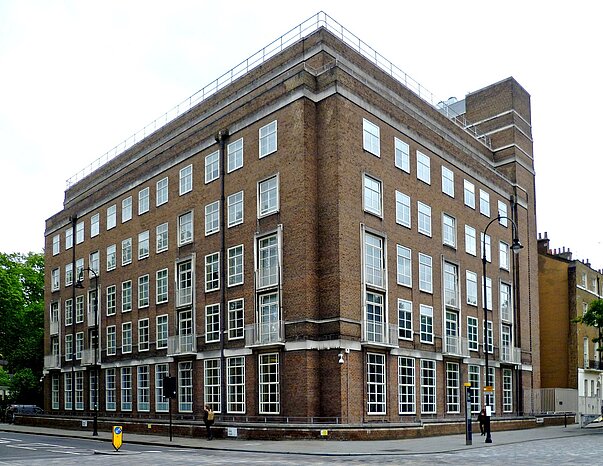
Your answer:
[511,194,523,415]
[216,129,229,417]
[70,214,77,413]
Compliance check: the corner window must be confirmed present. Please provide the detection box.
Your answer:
[363,119,380,157]
[259,120,277,158]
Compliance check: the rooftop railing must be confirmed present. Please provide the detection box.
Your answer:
[67,11,490,188]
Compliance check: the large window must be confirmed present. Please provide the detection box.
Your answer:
[442,214,456,247]
[464,180,475,208]
[205,252,220,292]
[416,151,430,184]
[418,253,432,293]
[366,353,386,414]
[178,211,193,245]
[178,362,193,412]
[106,325,116,356]
[204,359,221,412]
[52,234,60,255]
[363,119,380,156]
[156,269,168,304]
[417,202,432,236]
[51,374,59,409]
[155,364,169,412]
[156,315,168,349]
[396,245,411,287]
[65,298,73,326]
[227,356,246,413]
[227,138,243,173]
[398,357,415,414]
[64,373,73,410]
[122,280,132,312]
[75,295,84,323]
[228,245,244,286]
[122,322,132,354]
[138,319,149,351]
[105,368,116,411]
[468,365,480,413]
[446,362,460,413]
[205,151,219,184]
[205,201,220,236]
[75,371,83,409]
[122,238,132,266]
[465,225,477,256]
[138,275,149,308]
[499,241,510,270]
[121,367,132,411]
[258,175,279,217]
[500,282,512,322]
[65,334,73,361]
[227,191,244,227]
[259,120,277,158]
[156,223,168,253]
[228,298,244,340]
[259,353,280,414]
[484,320,493,353]
[395,191,411,228]
[420,359,436,413]
[467,316,478,352]
[177,260,192,307]
[258,234,279,288]
[179,165,193,195]
[156,177,169,206]
[420,305,433,343]
[443,262,459,308]
[503,369,513,412]
[205,304,220,343]
[138,187,149,214]
[365,233,384,288]
[441,166,454,197]
[466,271,478,306]
[137,365,150,411]
[394,137,410,172]
[363,174,382,216]
[259,292,280,343]
[366,291,385,343]
[398,299,412,340]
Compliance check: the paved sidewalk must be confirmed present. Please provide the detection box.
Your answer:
[0,422,600,456]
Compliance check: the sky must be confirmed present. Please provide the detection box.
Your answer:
[1,1,602,269]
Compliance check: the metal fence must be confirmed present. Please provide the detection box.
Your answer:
[523,388,577,414]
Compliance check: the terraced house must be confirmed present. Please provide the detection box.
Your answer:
[43,12,540,425]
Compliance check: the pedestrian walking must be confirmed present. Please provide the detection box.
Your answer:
[203,404,215,440]
[477,408,486,436]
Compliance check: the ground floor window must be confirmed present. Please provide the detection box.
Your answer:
[51,374,59,410]
[75,371,84,410]
[367,353,386,414]
[106,368,116,411]
[398,357,415,414]
[486,367,496,413]
[446,362,460,413]
[89,371,97,411]
[468,365,480,413]
[121,367,132,411]
[64,372,72,410]
[503,369,513,413]
[137,365,150,412]
[259,353,280,414]
[204,359,221,412]
[227,356,246,413]
[420,359,436,414]
[155,364,169,412]
[178,361,193,412]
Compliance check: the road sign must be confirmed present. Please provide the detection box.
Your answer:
[112,425,123,451]
[484,386,494,392]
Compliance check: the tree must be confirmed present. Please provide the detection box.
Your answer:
[573,298,603,365]
[0,252,44,402]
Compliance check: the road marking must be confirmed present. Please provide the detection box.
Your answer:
[48,449,84,455]
[7,445,36,450]
[0,437,21,441]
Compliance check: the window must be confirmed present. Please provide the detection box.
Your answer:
[464,180,475,208]
[106,326,116,355]
[91,213,100,237]
[503,369,513,412]
[65,263,73,287]
[89,250,99,276]
[177,260,193,307]
[465,225,476,256]
[106,244,116,271]
[178,211,193,245]
[155,364,169,412]
[468,365,481,413]
[105,368,116,411]
[227,356,246,413]
[138,319,149,351]
[363,174,382,216]
[480,190,490,217]
[498,200,508,227]
[106,285,116,316]
[156,269,168,304]
[366,353,386,414]
[205,201,220,235]
[156,223,168,253]
[204,359,221,412]
[365,291,385,343]
[364,233,384,288]
[65,299,73,326]
[205,151,220,184]
[76,221,84,244]
[420,359,436,414]
[64,372,73,410]
[259,120,277,158]
[259,292,280,343]
[418,253,433,293]
[122,197,132,223]
[481,233,492,262]
[52,234,60,255]
[395,191,411,228]
[420,305,433,343]
[121,367,132,411]
[122,322,132,353]
[441,166,454,197]
[499,241,509,270]
[398,357,415,414]
[484,320,493,353]
[138,187,150,214]
[501,323,512,361]
[258,175,279,217]
[442,214,456,247]
[228,245,244,286]
[500,282,512,322]
[51,374,59,410]
[51,268,60,291]
[138,275,149,308]
[178,362,193,412]
[138,230,149,259]
[156,315,168,349]
[122,238,132,266]
[205,252,220,292]
[65,334,73,362]
[137,365,150,411]
[486,367,495,411]
[228,191,244,227]
[416,151,430,184]
[228,298,244,340]
[362,119,380,156]
[179,165,193,195]
[227,138,243,173]
[75,295,84,323]
[483,277,493,310]
[106,205,116,229]
[259,353,280,414]
[417,202,431,236]
[466,271,478,306]
[75,371,84,410]
[205,304,220,342]
[258,234,279,288]
[446,362,460,413]
[398,299,412,340]
[65,228,73,250]
[467,316,478,352]
[443,262,459,308]
[75,332,83,360]
[122,281,132,312]
[396,245,412,287]
[394,137,409,172]
[156,177,168,206]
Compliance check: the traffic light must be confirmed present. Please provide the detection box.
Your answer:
[163,376,177,399]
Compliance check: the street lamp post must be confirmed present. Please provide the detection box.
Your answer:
[75,267,99,437]
[482,214,523,444]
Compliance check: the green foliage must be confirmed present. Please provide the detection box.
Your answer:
[10,368,41,404]
[0,252,44,401]
[573,298,603,351]
[0,366,10,386]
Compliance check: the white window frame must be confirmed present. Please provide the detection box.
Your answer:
[121,238,132,266]
[106,286,116,316]
[465,225,477,256]
[398,357,415,414]
[467,316,479,352]
[76,221,84,244]
[205,201,220,236]
[464,180,475,208]
[205,150,219,184]
[481,233,492,262]
[138,274,149,308]
[363,174,382,217]
[394,137,409,173]
[122,197,132,223]
[178,361,194,412]
[395,191,411,228]
[442,213,456,248]
[396,244,412,287]
[227,190,244,227]
[52,234,60,255]
[227,138,244,173]
[156,315,168,349]
[179,164,193,195]
[106,325,116,356]
[106,244,116,271]
[259,120,277,158]
[441,166,454,197]
[418,253,433,293]
[178,211,193,246]
[227,356,246,413]
[106,205,116,230]
[417,202,432,237]
[366,353,386,414]
[138,318,149,352]
[228,244,244,287]
[258,353,279,414]
[419,304,434,344]
[479,189,491,217]
[498,200,508,227]
[91,213,100,237]
[362,118,380,157]
[156,269,168,304]
[156,222,168,253]
[499,241,510,270]
[228,298,244,340]
[138,230,149,260]
[138,187,149,215]
[416,151,430,184]
[122,280,132,313]
[258,174,279,217]
[156,177,169,206]
[420,359,436,414]
[205,252,220,292]
[122,322,132,354]
[398,299,413,340]
[205,303,220,343]
[466,270,478,306]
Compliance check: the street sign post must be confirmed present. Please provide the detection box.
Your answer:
[112,425,123,451]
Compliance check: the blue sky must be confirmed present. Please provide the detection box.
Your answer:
[1,0,602,269]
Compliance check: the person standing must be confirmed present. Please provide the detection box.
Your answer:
[203,404,215,440]
[477,408,486,436]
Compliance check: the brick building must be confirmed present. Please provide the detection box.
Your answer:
[43,13,539,424]
[538,233,603,408]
